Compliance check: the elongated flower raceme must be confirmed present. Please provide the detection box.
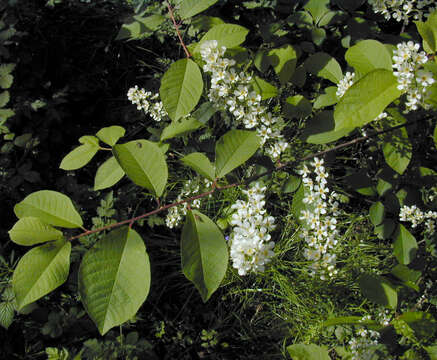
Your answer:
[199,40,288,160]
[228,182,276,275]
[298,158,341,280]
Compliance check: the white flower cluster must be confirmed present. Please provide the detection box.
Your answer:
[348,323,381,360]
[336,71,355,98]
[228,182,276,276]
[127,85,168,122]
[392,41,435,112]
[368,0,436,24]
[199,40,288,160]
[165,178,212,228]
[298,158,341,280]
[399,204,437,235]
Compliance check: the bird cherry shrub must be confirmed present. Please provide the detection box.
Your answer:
[5,0,437,358]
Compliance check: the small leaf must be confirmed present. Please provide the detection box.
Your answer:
[369,202,385,226]
[94,156,125,191]
[78,227,150,335]
[60,144,99,170]
[13,240,71,310]
[196,23,249,50]
[287,343,331,360]
[181,210,228,302]
[191,102,217,124]
[160,117,204,141]
[14,190,83,228]
[116,14,165,41]
[302,110,351,144]
[334,69,402,131]
[215,130,260,178]
[393,224,418,265]
[9,217,64,246]
[179,0,219,19]
[160,58,203,121]
[374,219,396,240]
[304,52,343,83]
[283,95,312,119]
[304,0,330,24]
[0,90,10,107]
[96,126,125,146]
[0,302,14,329]
[113,140,168,197]
[251,76,278,100]
[314,86,339,109]
[181,153,216,180]
[282,175,301,194]
[358,273,398,309]
[345,40,393,78]
[267,44,298,84]
[0,74,13,89]
[415,13,437,54]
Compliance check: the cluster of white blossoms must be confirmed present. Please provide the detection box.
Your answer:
[347,323,382,360]
[165,178,212,228]
[298,158,341,280]
[199,40,288,160]
[228,182,276,276]
[392,41,435,112]
[127,85,168,122]
[336,71,355,98]
[399,204,437,235]
[368,0,436,24]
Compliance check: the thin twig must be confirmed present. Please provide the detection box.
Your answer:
[67,118,423,242]
[166,1,191,58]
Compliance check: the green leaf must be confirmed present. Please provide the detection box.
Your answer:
[334,69,402,131]
[304,52,343,83]
[251,76,278,100]
[179,0,219,19]
[116,14,166,41]
[113,140,168,197]
[399,312,437,340]
[267,44,298,84]
[160,58,203,121]
[96,126,125,146]
[304,0,330,24]
[358,273,398,309]
[160,117,204,141]
[9,217,64,246]
[78,227,150,335]
[13,240,71,310]
[415,12,437,54]
[425,345,437,360]
[302,110,351,144]
[345,40,393,78]
[0,302,14,329]
[191,102,217,124]
[369,201,385,226]
[323,316,378,327]
[374,219,396,240]
[215,129,260,178]
[0,63,16,76]
[14,190,83,228]
[311,27,326,46]
[284,95,312,119]
[314,86,339,109]
[287,343,331,360]
[94,156,125,191]
[382,109,412,174]
[181,153,216,180]
[0,90,10,107]
[282,175,301,194]
[394,224,418,265]
[181,210,228,302]
[196,23,249,50]
[0,74,13,89]
[60,143,99,170]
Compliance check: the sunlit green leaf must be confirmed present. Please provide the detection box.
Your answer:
[287,343,331,360]
[96,126,125,146]
[181,152,216,180]
[160,58,203,121]
[267,44,298,84]
[9,217,64,246]
[78,227,150,335]
[14,190,83,228]
[160,117,204,141]
[13,240,71,310]
[304,52,343,83]
[394,224,418,265]
[94,156,125,191]
[179,0,219,19]
[196,23,249,50]
[359,273,398,309]
[181,210,228,302]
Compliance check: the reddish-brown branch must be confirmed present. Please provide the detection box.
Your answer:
[166,1,191,58]
[67,117,425,242]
